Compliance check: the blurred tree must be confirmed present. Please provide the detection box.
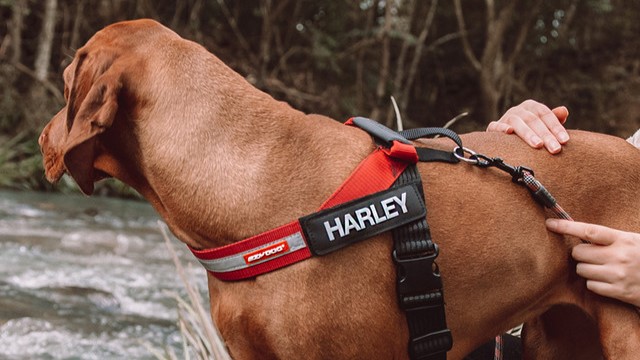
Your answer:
[26,0,57,131]
[454,0,542,122]
[0,0,638,193]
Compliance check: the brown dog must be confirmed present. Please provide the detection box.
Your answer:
[39,19,640,359]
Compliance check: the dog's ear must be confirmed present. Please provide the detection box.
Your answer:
[63,51,122,195]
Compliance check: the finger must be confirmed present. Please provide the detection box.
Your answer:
[543,108,570,144]
[585,280,621,301]
[572,244,610,265]
[546,219,617,246]
[530,104,569,154]
[587,280,640,307]
[500,115,544,148]
[486,121,513,134]
[517,111,562,153]
[551,106,569,124]
[515,101,567,152]
[575,262,613,279]
[504,101,561,152]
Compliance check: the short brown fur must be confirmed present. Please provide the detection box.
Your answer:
[39,19,640,359]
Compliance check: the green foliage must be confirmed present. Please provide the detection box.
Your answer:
[0,0,16,7]
[1,0,640,196]
[0,131,142,198]
[587,0,614,13]
[0,132,46,190]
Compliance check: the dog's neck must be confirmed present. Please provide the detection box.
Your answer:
[107,68,373,249]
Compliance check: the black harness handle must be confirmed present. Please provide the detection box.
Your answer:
[351,117,462,164]
[400,127,463,150]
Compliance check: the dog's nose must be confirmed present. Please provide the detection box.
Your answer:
[38,121,53,148]
[38,129,46,147]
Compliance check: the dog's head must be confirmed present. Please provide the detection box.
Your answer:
[39,19,178,195]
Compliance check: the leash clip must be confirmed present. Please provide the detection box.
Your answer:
[490,157,535,183]
[470,155,535,183]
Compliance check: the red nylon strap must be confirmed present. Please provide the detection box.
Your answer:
[321,145,413,208]
[190,221,312,281]
[190,123,418,281]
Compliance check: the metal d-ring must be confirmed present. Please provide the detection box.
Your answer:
[453,146,479,164]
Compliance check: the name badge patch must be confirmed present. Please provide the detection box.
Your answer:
[300,184,426,255]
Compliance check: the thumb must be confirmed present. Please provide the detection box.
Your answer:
[552,106,569,124]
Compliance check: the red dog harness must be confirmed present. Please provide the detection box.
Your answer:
[189,117,572,360]
[190,117,464,360]
[190,122,419,280]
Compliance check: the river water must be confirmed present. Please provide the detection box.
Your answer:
[0,189,209,359]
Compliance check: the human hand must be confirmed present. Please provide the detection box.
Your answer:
[486,99,570,154]
[546,219,640,308]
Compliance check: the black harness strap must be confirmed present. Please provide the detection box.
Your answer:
[401,127,463,164]
[415,147,459,164]
[392,164,452,360]
[351,117,456,359]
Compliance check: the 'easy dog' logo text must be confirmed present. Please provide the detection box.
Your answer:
[244,241,290,264]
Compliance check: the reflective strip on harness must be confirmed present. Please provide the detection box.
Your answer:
[193,229,307,273]
[189,135,418,281]
[190,221,313,281]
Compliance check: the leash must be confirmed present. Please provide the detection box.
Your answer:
[453,147,573,221]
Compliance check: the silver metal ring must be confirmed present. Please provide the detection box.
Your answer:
[453,146,479,164]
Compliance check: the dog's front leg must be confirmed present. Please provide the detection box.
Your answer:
[521,305,603,360]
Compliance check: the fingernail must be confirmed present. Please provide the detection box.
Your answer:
[558,132,570,143]
[546,218,558,228]
[530,135,543,147]
[549,141,561,153]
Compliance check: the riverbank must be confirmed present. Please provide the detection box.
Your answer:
[0,189,207,359]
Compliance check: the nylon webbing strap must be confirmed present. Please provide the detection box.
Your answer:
[392,165,452,360]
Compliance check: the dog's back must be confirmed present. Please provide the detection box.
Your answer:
[416,130,640,358]
[206,130,640,360]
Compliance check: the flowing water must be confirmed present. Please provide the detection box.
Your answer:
[0,190,209,359]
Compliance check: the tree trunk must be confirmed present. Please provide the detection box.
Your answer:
[479,68,501,123]
[10,0,27,65]
[34,0,58,82]
[69,0,85,52]
[25,0,58,131]
[396,0,438,128]
[455,0,543,123]
[370,1,393,122]
[476,1,515,122]
[259,0,273,84]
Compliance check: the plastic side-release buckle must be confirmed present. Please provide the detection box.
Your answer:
[394,244,443,300]
[394,245,452,357]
